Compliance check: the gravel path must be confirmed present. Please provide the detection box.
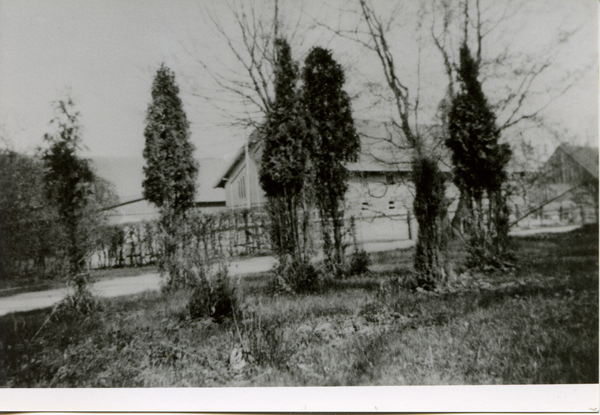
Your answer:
[0,256,277,316]
[0,225,581,316]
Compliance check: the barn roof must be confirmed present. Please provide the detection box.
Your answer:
[213,120,451,188]
[347,120,450,173]
[92,156,227,203]
[558,144,599,180]
[213,136,262,189]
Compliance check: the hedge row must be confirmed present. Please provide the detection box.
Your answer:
[89,209,272,269]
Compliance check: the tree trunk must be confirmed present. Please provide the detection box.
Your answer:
[412,156,447,288]
[451,191,470,235]
[333,213,344,266]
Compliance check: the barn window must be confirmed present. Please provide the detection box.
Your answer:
[389,201,395,210]
[238,176,246,199]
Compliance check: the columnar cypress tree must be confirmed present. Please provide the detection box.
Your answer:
[143,64,198,288]
[259,38,310,261]
[302,47,359,270]
[447,42,512,267]
[143,64,198,217]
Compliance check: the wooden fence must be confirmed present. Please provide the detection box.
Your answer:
[89,210,272,269]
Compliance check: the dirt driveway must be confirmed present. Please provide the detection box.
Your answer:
[0,225,580,316]
[0,256,278,317]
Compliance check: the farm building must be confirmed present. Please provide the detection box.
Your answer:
[534,144,599,224]
[213,121,597,240]
[214,120,454,212]
[213,120,457,243]
[213,129,266,211]
[92,157,227,224]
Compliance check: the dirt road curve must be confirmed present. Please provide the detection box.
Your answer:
[0,256,278,316]
[0,225,580,316]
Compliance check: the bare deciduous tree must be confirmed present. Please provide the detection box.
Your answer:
[431,0,592,251]
[182,0,311,130]
[312,0,591,282]
[354,0,450,285]
[430,0,590,134]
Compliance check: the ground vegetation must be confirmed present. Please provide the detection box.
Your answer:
[1,226,596,387]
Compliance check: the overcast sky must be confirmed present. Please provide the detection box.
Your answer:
[0,0,597,161]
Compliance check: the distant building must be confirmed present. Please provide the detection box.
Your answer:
[213,121,456,242]
[543,144,599,184]
[214,130,265,210]
[536,144,599,224]
[214,121,453,214]
[92,157,227,224]
[542,144,598,223]
[214,123,600,234]
[344,121,454,217]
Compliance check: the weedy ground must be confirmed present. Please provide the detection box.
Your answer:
[0,225,597,387]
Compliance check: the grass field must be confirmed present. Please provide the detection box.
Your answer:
[0,225,597,387]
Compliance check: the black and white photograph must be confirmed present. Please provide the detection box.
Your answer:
[0,0,598,411]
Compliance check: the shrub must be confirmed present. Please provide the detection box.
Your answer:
[161,249,201,290]
[157,215,201,291]
[270,255,319,294]
[347,249,371,276]
[53,273,104,321]
[186,266,237,323]
[238,310,293,369]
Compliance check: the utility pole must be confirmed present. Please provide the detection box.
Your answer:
[245,140,251,209]
[274,0,279,40]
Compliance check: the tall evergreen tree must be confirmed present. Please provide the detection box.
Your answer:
[302,47,359,269]
[447,42,512,266]
[143,64,198,289]
[143,64,198,216]
[259,38,310,261]
[41,98,96,275]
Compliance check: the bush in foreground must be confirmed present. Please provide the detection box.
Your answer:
[53,273,104,321]
[270,255,319,294]
[187,266,237,323]
[347,249,371,276]
[237,310,293,370]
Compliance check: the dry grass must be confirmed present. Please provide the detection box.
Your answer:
[1,225,597,387]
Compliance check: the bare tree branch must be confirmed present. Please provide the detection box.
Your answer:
[177,1,309,130]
